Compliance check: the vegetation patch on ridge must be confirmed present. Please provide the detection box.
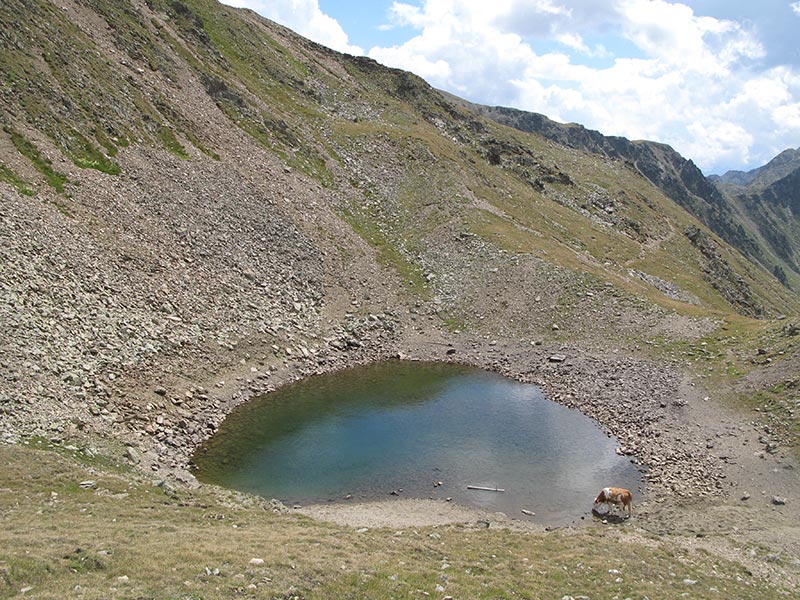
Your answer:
[5,126,68,192]
[0,161,35,196]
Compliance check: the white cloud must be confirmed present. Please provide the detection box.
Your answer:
[556,32,591,55]
[364,0,797,174]
[494,0,619,37]
[618,0,763,74]
[221,0,363,55]
[793,2,800,17]
[683,119,753,171]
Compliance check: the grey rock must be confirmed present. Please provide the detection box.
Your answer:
[266,499,289,513]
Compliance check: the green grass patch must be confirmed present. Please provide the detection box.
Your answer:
[24,436,132,475]
[93,127,119,158]
[286,147,334,188]
[184,130,220,160]
[751,379,800,434]
[62,128,121,174]
[642,317,799,454]
[5,126,68,192]
[339,205,430,297]
[643,316,761,372]
[439,311,470,333]
[0,162,35,196]
[1,412,794,599]
[157,126,190,159]
[72,155,121,175]
[12,128,120,175]
[737,381,800,456]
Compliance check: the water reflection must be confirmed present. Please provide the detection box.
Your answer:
[192,361,642,525]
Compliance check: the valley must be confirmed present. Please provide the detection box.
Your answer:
[1,0,799,597]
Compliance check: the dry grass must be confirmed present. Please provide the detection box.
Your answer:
[0,444,791,599]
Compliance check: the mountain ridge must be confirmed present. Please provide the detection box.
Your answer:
[445,93,800,290]
[710,148,800,285]
[713,147,800,188]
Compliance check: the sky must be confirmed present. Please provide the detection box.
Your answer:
[221,1,800,175]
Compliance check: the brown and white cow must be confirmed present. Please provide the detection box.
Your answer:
[593,487,632,517]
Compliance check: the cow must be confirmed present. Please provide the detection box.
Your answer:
[593,486,632,517]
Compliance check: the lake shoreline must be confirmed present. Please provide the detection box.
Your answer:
[177,326,800,548]
[296,497,551,531]
[194,361,641,526]
[5,319,799,555]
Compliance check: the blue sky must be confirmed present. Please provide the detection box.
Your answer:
[223,1,800,175]
[316,1,406,49]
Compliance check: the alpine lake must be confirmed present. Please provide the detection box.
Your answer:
[191,361,642,525]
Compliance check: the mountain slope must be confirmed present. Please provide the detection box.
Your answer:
[1,0,797,434]
[734,168,800,285]
[1,0,798,438]
[448,96,800,290]
[709,149,800,286]
[3,1,800,598]
[2,0,791,312]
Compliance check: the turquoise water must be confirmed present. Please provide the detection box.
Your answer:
[191,361,642,525]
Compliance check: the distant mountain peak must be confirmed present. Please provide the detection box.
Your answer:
[716,147,800,188]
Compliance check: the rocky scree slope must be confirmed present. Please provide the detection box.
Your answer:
[0,0,798,489]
